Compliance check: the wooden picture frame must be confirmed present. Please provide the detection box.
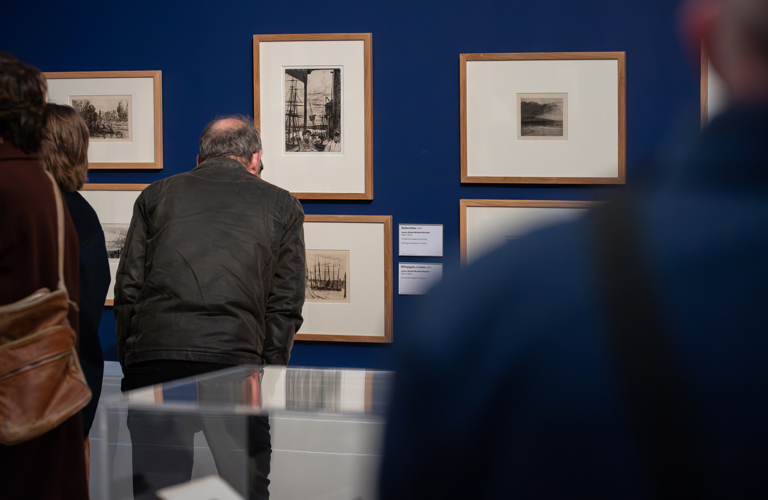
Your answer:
[460,199,598,265]
[253,33,373,200]
[460,52,626,184]
[80,183,148,306]
[44,71,163,170]
[297,215,392,343]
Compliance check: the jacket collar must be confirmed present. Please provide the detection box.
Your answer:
[192,156,251,173]
[0,141,39,162]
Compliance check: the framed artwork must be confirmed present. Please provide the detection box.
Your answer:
[80,184,148,306]
[460,199,598,265]
[44,71,163,170]
[253,33,373,200]
[460,52,626,184]
[297,215,392,343]
[701,49,727,127]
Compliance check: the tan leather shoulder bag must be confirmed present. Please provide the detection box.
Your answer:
[0,173,92,445]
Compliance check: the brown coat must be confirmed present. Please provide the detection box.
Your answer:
[0,141,88,499]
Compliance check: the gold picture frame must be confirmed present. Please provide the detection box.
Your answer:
[253,33,373,200]
[44,71,163,170]
[460,52,626,185]
[297,215,392,343]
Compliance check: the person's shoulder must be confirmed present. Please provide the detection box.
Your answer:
[61,191,103,242]
[0,159,54,216]
[404,214,598,365]
[139,170,194,201]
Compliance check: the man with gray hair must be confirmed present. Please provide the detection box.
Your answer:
[115,115,305,499]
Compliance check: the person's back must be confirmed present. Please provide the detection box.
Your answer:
[118,156,304,367]
[0,54,89,500]
[380,0,768,498]
[115,115,305,500]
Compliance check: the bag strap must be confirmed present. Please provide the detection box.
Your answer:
[592,196,718,499]
[45,171,68,297]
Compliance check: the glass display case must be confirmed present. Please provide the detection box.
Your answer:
[91,365,392,500]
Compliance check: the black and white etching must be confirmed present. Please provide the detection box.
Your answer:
[284,68,342,153]
[103,223,129,260]
[517,93,568,140]
[70,95,132,142]
[305,250,349,303]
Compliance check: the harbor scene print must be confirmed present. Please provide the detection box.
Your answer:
[305,250,349,303]
[284,68,342,153]
[517,93,568,140]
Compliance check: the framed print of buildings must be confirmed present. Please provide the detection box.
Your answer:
[45,71,163,170]
[460,52,626,184]
[253,33,373,200]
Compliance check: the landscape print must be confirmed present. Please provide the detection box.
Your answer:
[517,93,568,140]
[284,68,342,153]
[305,250,349,303]
[70,95,132,142]
[103,223,129,260]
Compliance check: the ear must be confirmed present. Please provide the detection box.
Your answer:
[252,150,264,177]
[196,154,203,166]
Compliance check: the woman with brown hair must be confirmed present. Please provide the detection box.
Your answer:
[40,103,111,478]
[0,55,89,500]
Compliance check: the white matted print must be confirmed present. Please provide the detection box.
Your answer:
[461,200,597,265]
[298,215,392,343]
[254,34,372,200]
[80,184,147,305]
[45,71,162,169]
[461,53,625,184]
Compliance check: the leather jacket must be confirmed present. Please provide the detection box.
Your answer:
[114,157,306,367]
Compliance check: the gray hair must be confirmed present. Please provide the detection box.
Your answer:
[198,114,262,165]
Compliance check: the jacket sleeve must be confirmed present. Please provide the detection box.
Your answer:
[114,192,149,367]
[263,195,306,365]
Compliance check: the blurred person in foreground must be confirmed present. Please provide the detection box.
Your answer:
[0,56,88,498]
[41,102,110,478]
[380,0,768,498]
[115,115,305,499]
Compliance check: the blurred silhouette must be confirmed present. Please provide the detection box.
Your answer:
[380,0,768,498]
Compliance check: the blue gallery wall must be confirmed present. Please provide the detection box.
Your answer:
[3,0,698,370]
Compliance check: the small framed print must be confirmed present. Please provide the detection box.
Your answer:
[460,52,626,184]
[80,184,148,306]
[297,215,392,343]
[253,33,373,200]
[45,71,163,170]
[460,199,598,265]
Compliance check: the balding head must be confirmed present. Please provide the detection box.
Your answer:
[198,114,263,174]
[682,0,768,102]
